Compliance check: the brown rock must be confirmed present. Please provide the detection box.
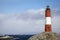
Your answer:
[28,32,60,40]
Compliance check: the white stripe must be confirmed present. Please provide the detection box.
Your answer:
[46,17,51,24]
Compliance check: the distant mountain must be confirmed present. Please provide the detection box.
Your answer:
[8,35,33,40]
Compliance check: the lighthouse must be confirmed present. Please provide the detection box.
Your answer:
[28,6,60,40]
[45,6,52,32]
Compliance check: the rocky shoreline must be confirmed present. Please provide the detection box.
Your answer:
[28,32,60,40]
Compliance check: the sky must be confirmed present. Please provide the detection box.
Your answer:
[0,0,60,35]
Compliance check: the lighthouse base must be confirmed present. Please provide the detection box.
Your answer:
[28,32,60,40]
[45,25,52,32]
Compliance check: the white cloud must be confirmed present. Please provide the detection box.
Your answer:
[52,16,60,33]
[0,9,60,35]
[26,9,45,15]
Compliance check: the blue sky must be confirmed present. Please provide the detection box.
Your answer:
[0,0,60,14]
[0,0,60,35]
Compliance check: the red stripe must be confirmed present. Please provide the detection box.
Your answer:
[45,24,52,32]
[45,9,51,17]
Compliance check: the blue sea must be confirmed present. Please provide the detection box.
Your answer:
[8,35,34,40]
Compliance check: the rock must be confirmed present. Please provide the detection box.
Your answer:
[28,32,60,40]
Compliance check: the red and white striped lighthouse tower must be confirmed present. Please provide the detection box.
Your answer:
[45,6,52,32]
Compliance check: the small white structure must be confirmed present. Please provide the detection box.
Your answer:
[0,35,13,40]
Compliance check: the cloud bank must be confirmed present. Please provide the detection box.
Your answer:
[0,8,60,35]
